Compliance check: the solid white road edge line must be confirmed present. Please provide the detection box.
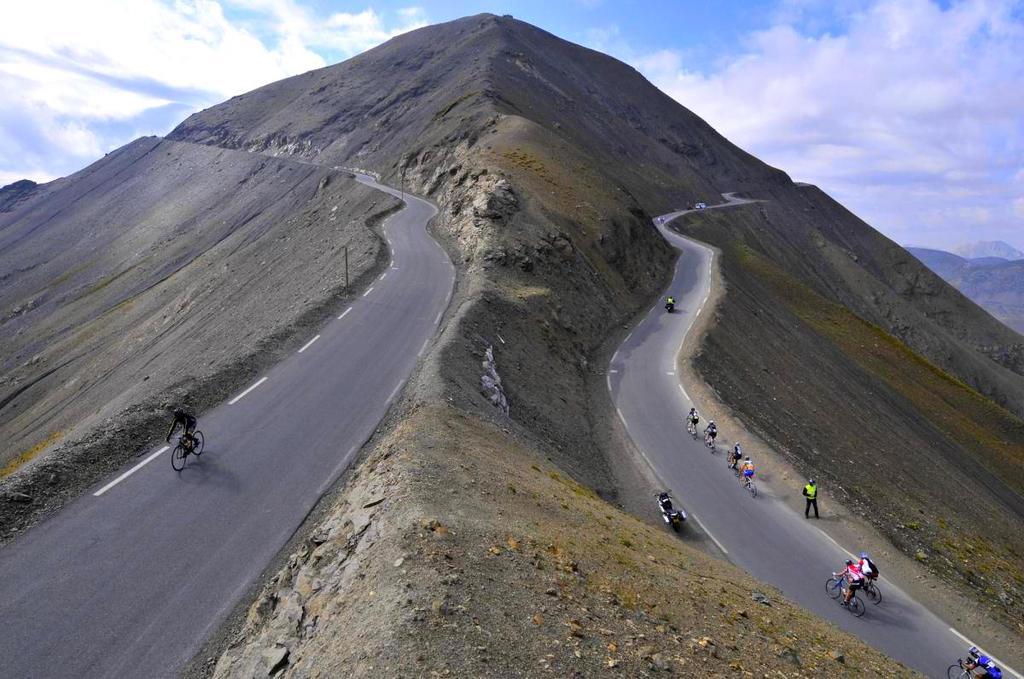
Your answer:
[338,308,352,320]
[606,375,612,391]
[94,447,169,496]
[229,376,268,405]
[363,287,374,297]
[948,628,1023,679]
[813,526,856,559]
[418,338,430,357]
[434,311,443,324]
[388,382,403,403]
[678,383,689,400]
[297,335,321,354]
[689,513,729,555]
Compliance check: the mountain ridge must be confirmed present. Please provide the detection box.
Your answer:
[3,12,1023,674]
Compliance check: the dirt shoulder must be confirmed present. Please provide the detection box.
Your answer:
[670,231,1024,669]
[0,165,401,542]
[207,405,911,678]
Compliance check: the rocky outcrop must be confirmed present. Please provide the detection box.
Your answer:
[0,179,39,213]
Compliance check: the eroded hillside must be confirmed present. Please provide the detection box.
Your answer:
[0,138,395,531]
[4,10,1022,673]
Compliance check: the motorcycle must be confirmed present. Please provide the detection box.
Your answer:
[656,492,687,532]
[665,301,675,313]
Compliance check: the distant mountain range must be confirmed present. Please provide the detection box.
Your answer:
[953,240,1024,260]
[908,246,1024,333]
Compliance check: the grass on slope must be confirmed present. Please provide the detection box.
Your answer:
[0,430,63,479]
[213,405,911,677]
[733,242,1024,617]
[735,243,1024,496]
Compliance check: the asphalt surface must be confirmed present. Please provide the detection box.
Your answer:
[0,173,454,678]
[609,197,1021,679]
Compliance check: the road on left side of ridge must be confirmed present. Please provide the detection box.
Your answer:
[0,172,455,678]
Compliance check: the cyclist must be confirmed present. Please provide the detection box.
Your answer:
[167,407,198,449]
[838,558,864,606]
[729,442,743,470]
[703,420,718,447]
[739,456,755,487]
[965,646,1003,678]
[665,296,676,312]
[686,407,700,434]
[858,551,879,582]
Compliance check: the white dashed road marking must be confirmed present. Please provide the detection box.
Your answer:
[297,335,320,354]
[229,377,268,405]
[363,287,374,297]
[338,308,351,320]
[93,447,169,497]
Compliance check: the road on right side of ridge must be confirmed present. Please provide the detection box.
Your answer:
[607,196,1022,679]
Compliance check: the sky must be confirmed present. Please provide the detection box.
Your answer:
[1,1,1022,251]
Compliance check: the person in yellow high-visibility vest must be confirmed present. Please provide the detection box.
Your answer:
[803,479,819,518]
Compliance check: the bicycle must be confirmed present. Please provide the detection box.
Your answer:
[946,658,973,678]
[742,475,757,498]
[686,420,697,438]
[825,573,846,599]
[171,430,204,471]
[704,433,717,453]
[862,577,882,605]
[829,574,866,617]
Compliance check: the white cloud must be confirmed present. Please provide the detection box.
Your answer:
[634,0,1024,250]
[1013,198,1024,219]
[0,1,428,184]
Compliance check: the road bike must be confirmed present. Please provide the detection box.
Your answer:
[686,420,697,438]
[825,573,846,599]
[742,475,757,498]
[946,658,976,678]
[704,433,717,453]
[862,577,882,605]
[171,430,205,471]
[825,574,865,617]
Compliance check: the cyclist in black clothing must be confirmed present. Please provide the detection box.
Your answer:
[167,407,197,448]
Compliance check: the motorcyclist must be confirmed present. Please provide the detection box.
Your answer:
[665,295,676,312]
[965,646,1003,678]
[657,492,674,517]
[167,407,197,448]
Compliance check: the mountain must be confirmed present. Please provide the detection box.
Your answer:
[954,240,1024,260]
[909,246,1024,333]
[2,13,1023,672]
[0,179,39,213]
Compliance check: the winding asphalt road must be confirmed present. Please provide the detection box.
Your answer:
[608,197,1021,678]
[0,173,454,678]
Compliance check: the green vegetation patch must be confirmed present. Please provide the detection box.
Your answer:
[732,242,1024,497]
